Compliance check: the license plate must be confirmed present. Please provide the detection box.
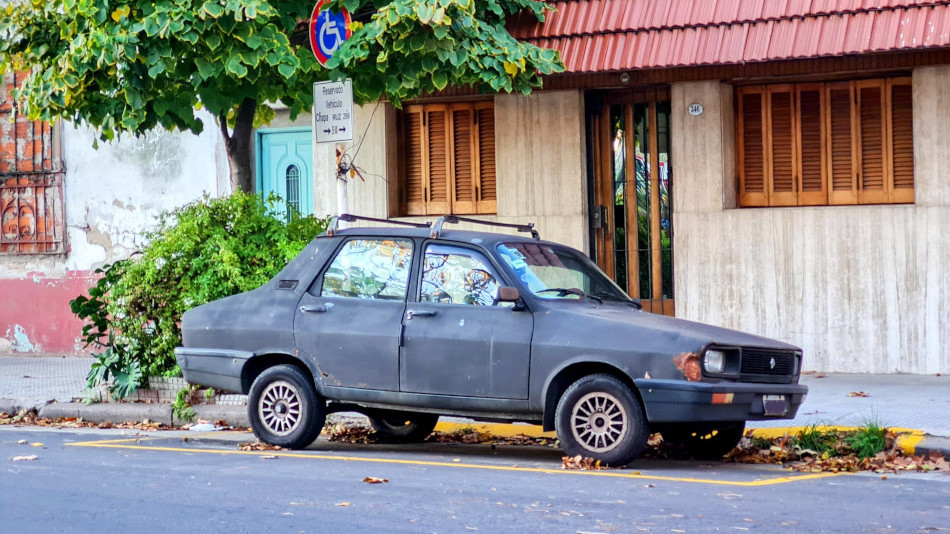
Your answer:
[763,394,788,415]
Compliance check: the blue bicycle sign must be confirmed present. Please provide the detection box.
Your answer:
[309,0,352,67]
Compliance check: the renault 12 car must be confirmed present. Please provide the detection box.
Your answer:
[175,214,807,466]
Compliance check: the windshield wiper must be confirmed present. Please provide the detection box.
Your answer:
[590,292,641,308]
[536,288,603,304]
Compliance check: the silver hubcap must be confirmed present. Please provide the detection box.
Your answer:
[570,392,628,453]
[258,380,302,436]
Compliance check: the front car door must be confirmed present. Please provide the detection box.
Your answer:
[400,243,533,399]
[294,237,413,391]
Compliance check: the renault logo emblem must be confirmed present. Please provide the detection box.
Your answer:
[769,357,776,370]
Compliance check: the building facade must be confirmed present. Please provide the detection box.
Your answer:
[0,71,228,355]
[320,0,950,373]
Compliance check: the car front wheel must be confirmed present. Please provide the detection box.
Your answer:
[368,410,439,443]
[248,364,325,449]
[555,374,649,466]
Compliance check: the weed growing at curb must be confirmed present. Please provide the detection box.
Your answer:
[172,388,197,422]
[845,422,887,459]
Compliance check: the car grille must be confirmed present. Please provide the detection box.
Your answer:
[740,347,796,382]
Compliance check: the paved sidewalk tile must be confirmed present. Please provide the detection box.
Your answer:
[0,356,92,408]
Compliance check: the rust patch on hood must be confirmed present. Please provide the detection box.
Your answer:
[673,352,702,382]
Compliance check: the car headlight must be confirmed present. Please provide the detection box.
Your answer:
[704,349,726,374]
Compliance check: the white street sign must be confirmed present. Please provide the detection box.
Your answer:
[313,79,353,143]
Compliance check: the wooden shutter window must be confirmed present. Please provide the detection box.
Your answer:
[475,102,497,213]
[827,83,856,205]
[450,107,475,214]
[738,77,914,208]
[797,86,826,205]
[426,107,450,214]
[856,81,887,204]
[768,87,797,206]
[403,106,426,215]
[889,79,914,203]
[738,90,767,206]
[399,100,497,216]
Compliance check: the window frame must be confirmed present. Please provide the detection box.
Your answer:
[317,237,415,301]
[736,76,914,208]
[418,243,506,307]
[397,100,497,216]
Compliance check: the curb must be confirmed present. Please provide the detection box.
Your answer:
[5,402,949,460]
[30,402,250,428]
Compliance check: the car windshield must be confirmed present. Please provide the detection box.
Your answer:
[496,242,632,303]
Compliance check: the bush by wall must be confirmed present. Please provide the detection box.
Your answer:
[71,191,328,397]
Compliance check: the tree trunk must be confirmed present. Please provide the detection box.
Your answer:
[220,98,258,193]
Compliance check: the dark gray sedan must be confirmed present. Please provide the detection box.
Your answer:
[176,215,807,466]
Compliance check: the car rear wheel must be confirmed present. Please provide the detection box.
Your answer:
[248,365,325,449]
[555,374,649,467]
[661,421,746,459]
[368,410,439,443]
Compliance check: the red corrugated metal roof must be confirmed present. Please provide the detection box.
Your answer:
[509,0,950,72]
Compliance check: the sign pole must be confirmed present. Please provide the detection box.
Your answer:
[310,0,354,220]
[335,144,348,228]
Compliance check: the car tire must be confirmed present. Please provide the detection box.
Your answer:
[368,410,439,443]
[248,364,325,449]
[555,374,649,467]
[661,421,746,459]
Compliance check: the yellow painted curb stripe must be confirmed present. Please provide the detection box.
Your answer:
[434,422,555,439]
[66,437,845,487]
[747,426,925,456]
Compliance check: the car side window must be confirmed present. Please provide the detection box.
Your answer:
[320,239,413,300]
[420,244,503,306]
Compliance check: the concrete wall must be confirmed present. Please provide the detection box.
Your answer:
[316,91,589,251]
[670,68,950,374]
[0,111,227,355]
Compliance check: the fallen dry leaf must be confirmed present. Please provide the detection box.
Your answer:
[847,391,869,397]
[363,476,389,484]
[238,441,284,451]
[562,455,607,470]
[11,455,37,461]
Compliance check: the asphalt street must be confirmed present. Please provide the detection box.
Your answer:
[3,427,949,533]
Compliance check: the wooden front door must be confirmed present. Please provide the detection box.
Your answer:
[589,89,674,316]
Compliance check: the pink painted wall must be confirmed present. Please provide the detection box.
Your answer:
[0,271,98,355]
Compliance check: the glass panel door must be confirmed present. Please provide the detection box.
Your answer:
[589,91,673,316]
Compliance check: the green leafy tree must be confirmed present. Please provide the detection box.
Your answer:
[1,0,563,191]
[0,0,320,192]
[327,0,565,105]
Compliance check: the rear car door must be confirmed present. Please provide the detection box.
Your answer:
[400,243,533,399]
[294,238,413,391]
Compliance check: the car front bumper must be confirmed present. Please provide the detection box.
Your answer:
[634,379,808,423]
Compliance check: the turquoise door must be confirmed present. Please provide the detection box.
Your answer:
[257,129,313,216]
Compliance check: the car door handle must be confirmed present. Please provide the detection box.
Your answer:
[406,309,436,320]
[300,305,327,313]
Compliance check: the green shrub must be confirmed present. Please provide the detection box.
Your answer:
[71,192,328,396]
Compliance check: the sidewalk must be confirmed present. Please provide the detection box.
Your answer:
[2,356,948,455]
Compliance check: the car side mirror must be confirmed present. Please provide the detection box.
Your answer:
[497,286,520,303]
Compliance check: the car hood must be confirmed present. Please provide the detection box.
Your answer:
[550,301,800,352]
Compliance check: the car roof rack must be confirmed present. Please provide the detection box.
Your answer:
[429,215,540,240]
[325,213,431,236]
